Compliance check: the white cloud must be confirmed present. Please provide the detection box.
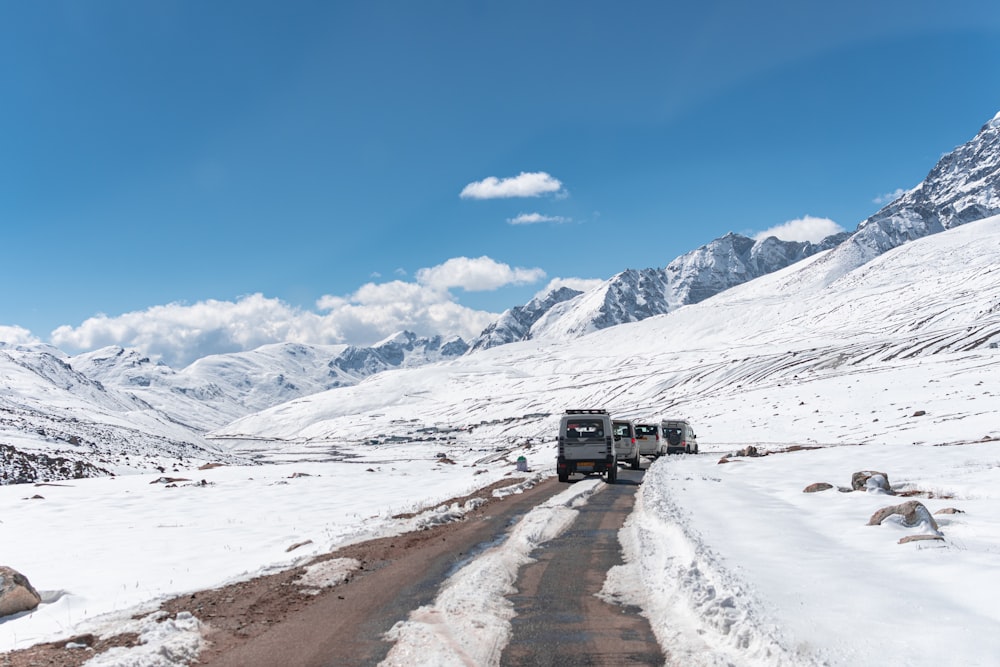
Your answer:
[51,294,325,368]
[415,256,546,291]
[49,256,547,367]
[508,212,571,225]
[0,325,40,345]
[753,215,846,243]
[314,280,497,349]
[460,172,565,199]
[873,188,908,205]
[534,277,605,299]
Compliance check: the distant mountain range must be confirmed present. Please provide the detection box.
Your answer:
[478,232,850,346]
[3,110,999,484]
[71,331,470,430]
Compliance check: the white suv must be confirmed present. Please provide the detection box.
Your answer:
[557,409,638,483]
[612,418,641,470]
[661,419,698,454]
[634,422,663,459]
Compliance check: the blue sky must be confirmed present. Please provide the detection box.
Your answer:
[3,1,1000,366]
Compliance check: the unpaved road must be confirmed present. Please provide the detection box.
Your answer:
[2,469,663,667]
[502,467,663,666]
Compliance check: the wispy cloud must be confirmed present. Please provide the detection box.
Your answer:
[507,212,571,225]
[753,215,846,243]
[50,257,549,367]
[460,172,565,199]
[873,188,908,205]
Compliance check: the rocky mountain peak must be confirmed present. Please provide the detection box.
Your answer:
[841,110,1000,264]
[468,286,583,351]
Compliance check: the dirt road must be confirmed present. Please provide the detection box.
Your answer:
[502,468,663,666]
[2,469,664,666]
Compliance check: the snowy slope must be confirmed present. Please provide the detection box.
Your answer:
[215,215,1000,452]
[0,344,244,481]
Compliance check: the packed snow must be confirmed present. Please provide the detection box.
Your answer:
[3,217,1000,665]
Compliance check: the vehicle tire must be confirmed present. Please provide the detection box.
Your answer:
[558,470,569,483]
[631,453,641,470]
[685,445,691,454]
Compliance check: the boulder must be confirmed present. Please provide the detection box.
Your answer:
[803,482,833,493]
[864,474,894,495]
[867,500,941,533]
[852,470,893,493]
[0,566,42,618]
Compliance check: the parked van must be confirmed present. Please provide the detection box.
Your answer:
[557,409,639,482]
[661,419,698,454]
[634,422,663,459]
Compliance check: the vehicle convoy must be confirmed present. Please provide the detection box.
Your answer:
[661,419,698,454]
[557,409,639,483]
[634,422,663,459]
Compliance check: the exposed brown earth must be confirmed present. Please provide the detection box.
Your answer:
[1,477,565,667]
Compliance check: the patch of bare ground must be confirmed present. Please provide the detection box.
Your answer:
[896,489,956,499]
[0,477,537,667]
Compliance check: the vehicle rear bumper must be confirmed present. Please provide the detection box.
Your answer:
[557,456,615,474]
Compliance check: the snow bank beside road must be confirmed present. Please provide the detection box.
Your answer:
[616,443,1000,666]
[616,461,817,666]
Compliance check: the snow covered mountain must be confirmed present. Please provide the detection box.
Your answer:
[70,332,468,428]
[520,232,849,342]
[468,286,583,351]
[0,343,245,483]
[215,214,1000,451]
[1,332,468,483]
[473,112,1000,347]
[663,231,850,304]
[854,111,1000,255]
[801,111,1000,285]
[333,331,469,376]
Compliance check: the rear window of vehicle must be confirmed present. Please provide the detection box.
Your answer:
[612,422,632,438]
[635,425,658,437]
[564,420,605,438]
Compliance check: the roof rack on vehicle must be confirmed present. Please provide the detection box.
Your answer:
[564,408,608,414]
